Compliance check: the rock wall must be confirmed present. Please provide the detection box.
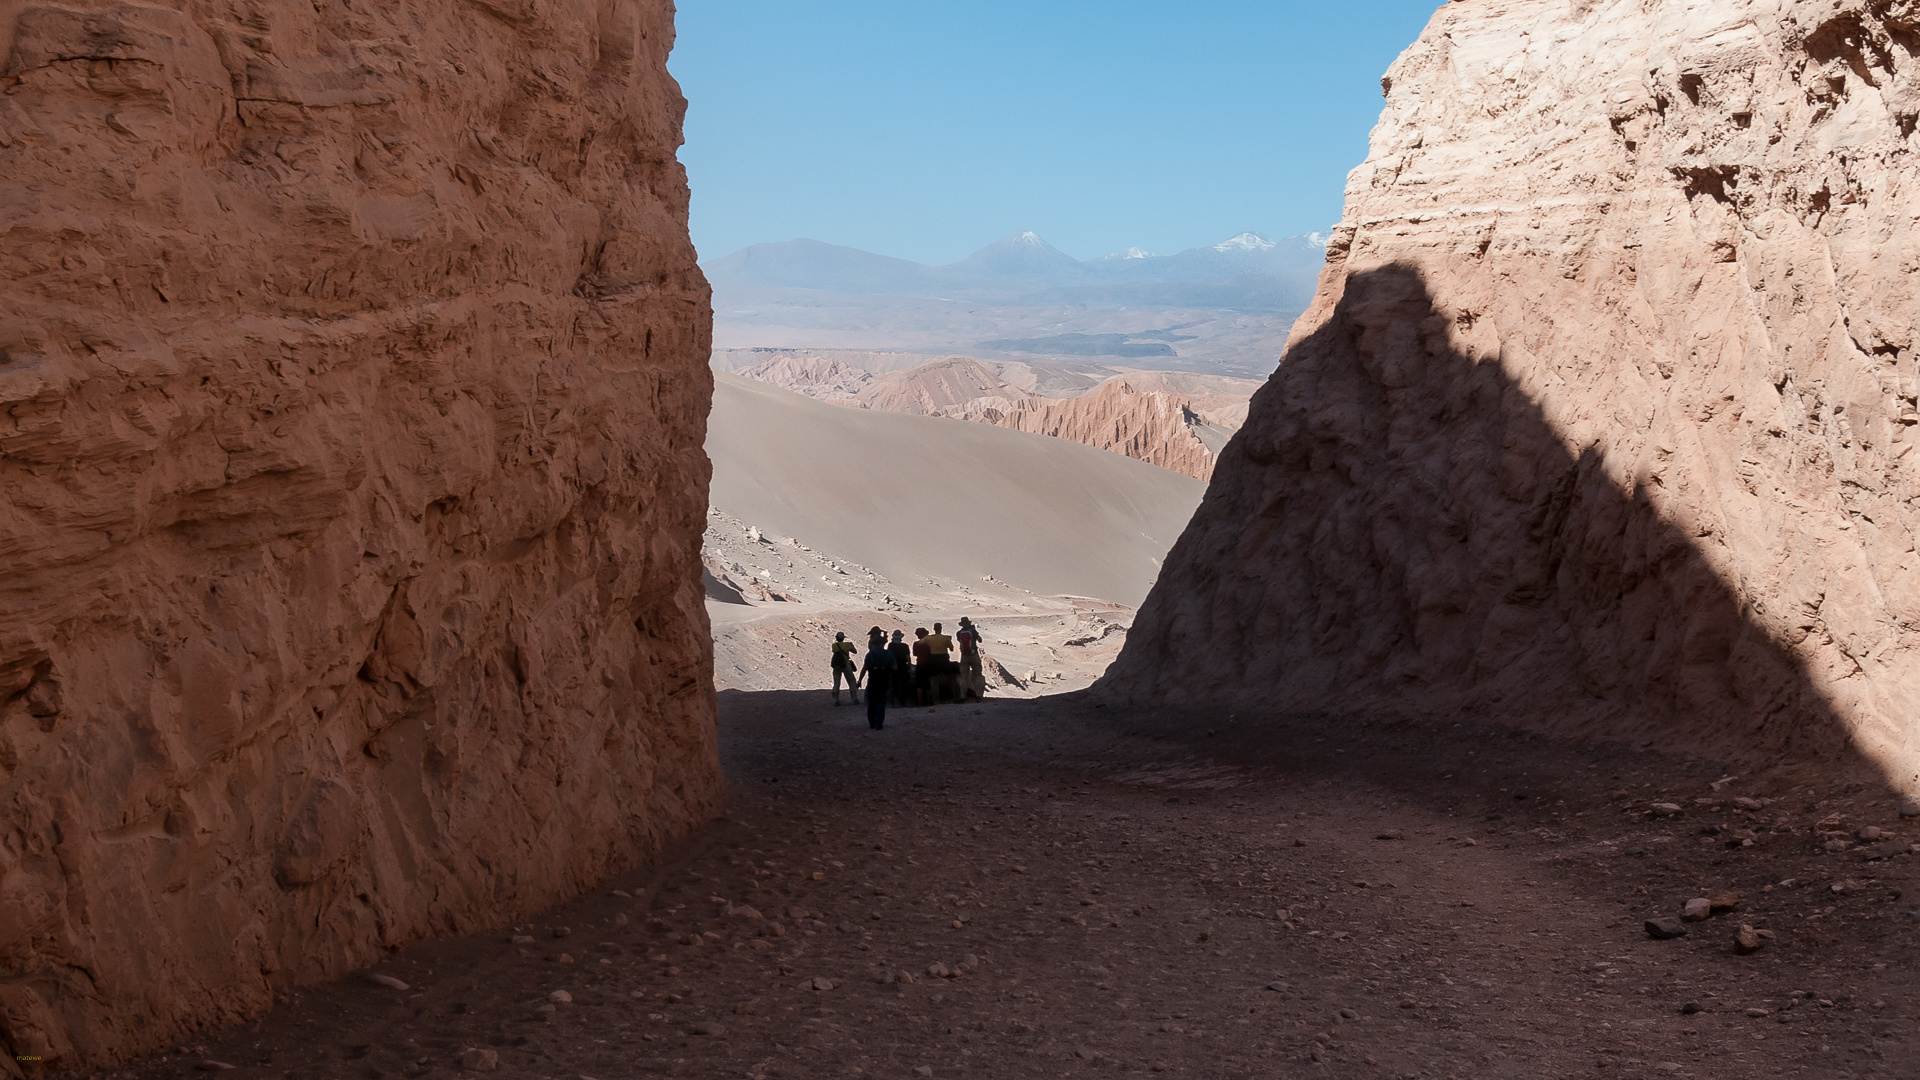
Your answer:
[1108,0,1920,792]
[962,379,1221,482]
[738,354,1227,480]
[0,0,718,1070]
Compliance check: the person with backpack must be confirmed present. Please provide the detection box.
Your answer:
[829,632,861,705]
[860,634,897,729]
[910,628,932,705]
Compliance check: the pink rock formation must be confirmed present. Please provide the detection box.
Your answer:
[735,353,1233,480]
[1110,0,1920,792]
[0,0,717,1070]
[962,379,1222,482]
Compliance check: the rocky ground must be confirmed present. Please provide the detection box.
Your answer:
[94,690,1920,1080]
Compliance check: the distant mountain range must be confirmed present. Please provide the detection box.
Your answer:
[703,230,1329,302]
[704,230,1330,374]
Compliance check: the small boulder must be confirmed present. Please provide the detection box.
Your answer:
[458,1047,499,1072]
[1645,917,1689,940]
[1681,897,1713,921]
[1649,803,1684,817]
[366,974,410,991]
[547,990,572,1004]
[1733,924,1765,954]
[1708,893,1740,913]
[1857,826,1885,842]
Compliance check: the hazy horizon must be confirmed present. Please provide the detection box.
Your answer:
[671,1,1445,265]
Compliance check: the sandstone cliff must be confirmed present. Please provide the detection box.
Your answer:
[959,379,1224,482]
[1108,0,1920,793]
[0,0,717,1070]
[735,353,1237,480]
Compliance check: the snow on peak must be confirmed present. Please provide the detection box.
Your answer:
[1009,230,1046,246]
[1103,246,1159,260]
[1304,230,1333,249]
[1213,232,1277,252]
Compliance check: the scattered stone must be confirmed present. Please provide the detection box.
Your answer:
[1375,830,1405,841]
[458,1047,500,1072]
[366,974,410,991]
[1266,981,1289,992]
[611,889,633,898]
[1645,917,1689,940]
[1624,846,1645,857]
[733,1002,758,1015]
[557,953,575,964]
[1649,803,1683,817]
[193,1062,236,1072]
[927,962,952,978]
[547,990,572,1004]
[1901,800,1920,819]
[1398,999,1416,1009]
[1733,924,1765,955]
[612,913,629,927]
[1338,1008,1359,1020]
[1733,797,1764,810]
[1746,1007,1770,1018]
[898,971,915,984]
[803,976,835,991]
[552,927,572,939]
[1857,826,1885,842]
[1823,839,1851,854]
[1708,893,1740,913]
[726,904,766,922]
[1293,838,1308,847]
[1680,1002,1701,1015]
[510,935,535,945]
[691,1021,727,1036]
[1856,840,1909,861]
[1681,898,1712,921]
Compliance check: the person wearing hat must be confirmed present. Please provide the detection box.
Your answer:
[887,630,914,706]
[956,617,984,700]
[859,632,897,730]
[829,631,861,705]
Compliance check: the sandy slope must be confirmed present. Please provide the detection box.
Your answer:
[707,372,1203,608]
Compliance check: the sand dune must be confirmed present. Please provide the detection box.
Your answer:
[707,372,1204,608]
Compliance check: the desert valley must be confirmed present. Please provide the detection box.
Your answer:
[4,2,1920,1080]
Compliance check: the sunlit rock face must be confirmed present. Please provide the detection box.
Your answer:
[0,0,717,1068]
[1109,0,1920,792]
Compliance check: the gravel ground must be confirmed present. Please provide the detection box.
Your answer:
[108,690,1919,1080]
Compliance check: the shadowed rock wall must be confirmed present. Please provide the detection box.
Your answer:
[1107,0,1920,792]
[0,0,718,1069]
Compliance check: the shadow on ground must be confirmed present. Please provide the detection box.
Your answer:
[106,688,1919,1080]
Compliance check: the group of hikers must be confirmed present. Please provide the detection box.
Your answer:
[829,618,985,729]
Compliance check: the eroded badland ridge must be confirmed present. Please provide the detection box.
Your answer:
[0,0,718,1069]
[1111,0,1920,793]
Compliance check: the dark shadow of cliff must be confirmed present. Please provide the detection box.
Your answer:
[1106,263,1891,791]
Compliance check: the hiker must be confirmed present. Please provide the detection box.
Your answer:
[860,634,897,729]
[888,630,914,706]
[830,632,861,705]
[956,617,984,700]
[924,622,954,703]
[911,628,932,705]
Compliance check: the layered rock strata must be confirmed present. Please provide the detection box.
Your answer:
[0,0,717,1070]
[1110,0,1920,792]
[737,354,1231,480]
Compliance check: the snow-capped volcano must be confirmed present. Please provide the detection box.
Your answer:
[1101,246,1160,261]
[1213,232,1278,253]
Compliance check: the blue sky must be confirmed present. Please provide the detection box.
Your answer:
[671,1,1444,266]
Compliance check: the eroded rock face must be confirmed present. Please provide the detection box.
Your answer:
[1109,0,1920,791]
[0,0,717,1069]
